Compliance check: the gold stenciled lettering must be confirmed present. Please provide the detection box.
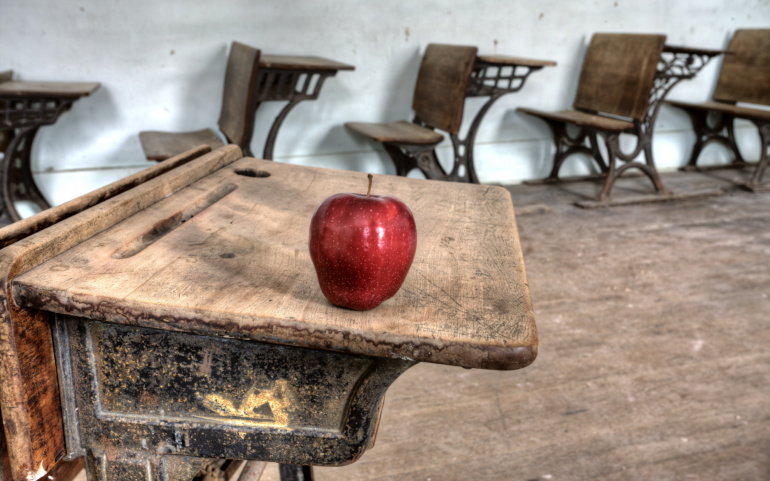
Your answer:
[203,379,298,426]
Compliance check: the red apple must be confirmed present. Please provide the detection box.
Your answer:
[309,174,417,311]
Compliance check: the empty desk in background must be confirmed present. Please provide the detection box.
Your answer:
[0,71,99,224]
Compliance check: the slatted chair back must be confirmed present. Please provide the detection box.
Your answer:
[713,29,770,106]
[573,33,666,122]
[412,44,478,135]
[218,42,261,148]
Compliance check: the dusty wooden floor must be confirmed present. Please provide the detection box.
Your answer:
[260,167,770,480]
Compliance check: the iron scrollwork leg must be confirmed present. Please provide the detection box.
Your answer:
[747,122,770,190]
[2,126,51,224]
[527,120,607,184]
[640,137,668,194]
[382,143,448,180]
[596,132,621,202]
[680,111,747,171]
[447,93,507,183]
[259,72,334,160]
[725,115,747,165]
[261,98,301,160]
[279,464,314,481]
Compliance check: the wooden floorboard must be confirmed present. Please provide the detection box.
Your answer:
[257,168,769,480]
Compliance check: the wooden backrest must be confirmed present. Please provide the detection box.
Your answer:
[412,44,478,134]
[713,29,770,106]
[218,42,261,147]
[573,33,666,122]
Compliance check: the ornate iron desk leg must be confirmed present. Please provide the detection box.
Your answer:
[382,141,449,181]
[0,96,78,224]
[678,112,749,171]
[256,70,337,160]
[449,62,546,183]
[612,47,724,194]
[522,121,607,185]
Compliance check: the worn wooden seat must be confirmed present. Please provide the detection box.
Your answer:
[139,42,261,161]
[346,44,478,180]
[666,29,770,191]
[518,33,668,202]
[344,120,444,146]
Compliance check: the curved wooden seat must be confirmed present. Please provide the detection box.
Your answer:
[345,120,444,145]
[667,100,770,123]
[666,29,770,190]
[139,42,261,161]
[139,129,224,161]
[517,108,635,132]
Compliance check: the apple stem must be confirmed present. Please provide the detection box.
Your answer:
[367,174,373,197]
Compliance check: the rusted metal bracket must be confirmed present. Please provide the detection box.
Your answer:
[0,96,76,224]
[676,109,769,192]
[522,120,607,185]
[255,69,337,160]
[52,314,414,481]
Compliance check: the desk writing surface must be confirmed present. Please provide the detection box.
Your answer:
[476,55,557,67]
[662,45,729,56]
[0,81,100,98]
[259,55,355,71]
[13,159,536,370]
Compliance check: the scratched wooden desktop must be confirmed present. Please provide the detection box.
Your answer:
[0,145,536,481]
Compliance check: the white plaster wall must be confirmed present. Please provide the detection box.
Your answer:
[2,0,768,215]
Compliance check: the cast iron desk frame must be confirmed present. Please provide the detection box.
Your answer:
[523,46,726,199]
[398,55,556,183]
[0,145,536,481]
[255,55,354,160]
[0,71,100,225]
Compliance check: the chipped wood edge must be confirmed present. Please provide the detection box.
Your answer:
[0,145,243,481]
[10,165,538,371]
[0,145,212,249]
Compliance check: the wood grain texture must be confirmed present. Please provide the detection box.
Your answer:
[662,45,728,56]
[139,129,224,162]
[13,159,536,370]
[666,100,770,122]
[45,458,84,481]
[259,55,354,71]
[0,145,242,481]
[412,44,478,134]
[713,29,770,106]
[344,120,444,145]
[517,108,635,131]
[1,411,10,480]
[218,42,261,147]
[475,55,557,67]
[0,145,212,249]
[574,33,666,121]
[0,82,100,98]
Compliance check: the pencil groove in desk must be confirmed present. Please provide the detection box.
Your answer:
[12,158,536,370]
